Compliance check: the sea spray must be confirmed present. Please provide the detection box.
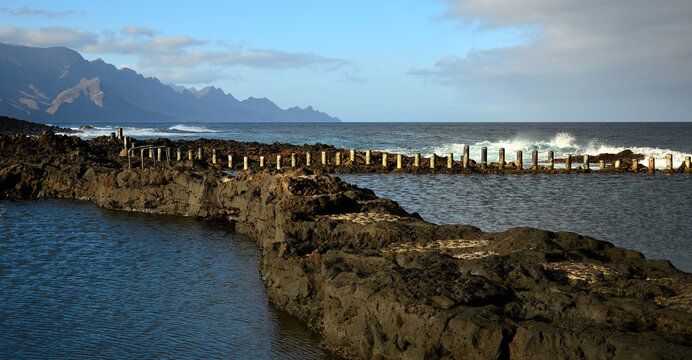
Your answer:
[382,132,691,168]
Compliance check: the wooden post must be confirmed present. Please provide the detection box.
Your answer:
[382,153,388,168]
[212,149,217,164]
[365,150,371,165]
[149,148,154,158]
[166,147,171,166]
[516,150,523,170]
[685,156,691,171]
[565,154,571,170]
[615,160,621,169]
[350,149,356,163]
[481,147,487,169]
[123,136,129,149]
[548,151,554,170]
[110,132,116,140]
[583,155,589,170]
[188,150,193,160]
[228,155,233,168]
[176,148,182,161]
[291,153,296,167]
[306,152,311,166]
[499,148,505,170]
[259,156,265,168]
[118,127,123,140]
[277,155,282,170]
[599,160,605,170]
[321,151,327,165]
[157,148,162,161]
[649,157,655,173]
[631,158,638,172]
[335,152,342,166]
[447,153,453,169]
[666,154,673,170]
[532,150,538,170]
[414,153,420,167]
[463,145,470,169]
[197,148,203,160]
[397,154,402,169]
[243,156,249,170]
[430,154,436,168]
[140,149,145,170]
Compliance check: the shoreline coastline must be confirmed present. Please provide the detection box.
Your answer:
[1,130,690,359]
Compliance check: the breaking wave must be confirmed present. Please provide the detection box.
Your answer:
[381,132,691,169]
[62,124,218,139]
[168,124,218,133]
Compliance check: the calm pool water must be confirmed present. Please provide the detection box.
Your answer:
[0,200,335,359]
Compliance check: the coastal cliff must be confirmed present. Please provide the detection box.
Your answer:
[1,132,690,359]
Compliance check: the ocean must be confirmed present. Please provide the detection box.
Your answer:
[3,122,691,358]
[64,122,692,169]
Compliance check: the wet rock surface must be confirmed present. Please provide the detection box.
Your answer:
[1,132,691,359]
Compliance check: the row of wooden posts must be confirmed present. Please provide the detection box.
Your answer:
[115,129,692,172]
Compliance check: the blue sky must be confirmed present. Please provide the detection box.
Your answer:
[1,0,691,122]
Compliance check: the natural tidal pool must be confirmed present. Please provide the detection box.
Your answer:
[0,200,334,359]
[340,172,692,273]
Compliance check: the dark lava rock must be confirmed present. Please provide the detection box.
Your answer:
[0,115,76,135]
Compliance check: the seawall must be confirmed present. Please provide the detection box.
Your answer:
[1,132,691,359]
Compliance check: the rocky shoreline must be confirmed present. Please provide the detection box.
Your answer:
[0,115,76,136]
[1,131,691,359]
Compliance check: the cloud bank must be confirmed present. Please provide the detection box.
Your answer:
[1,6,80,18]
[0,25,349,85]
[415,0,692,120]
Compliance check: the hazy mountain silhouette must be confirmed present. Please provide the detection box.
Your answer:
[0,43,339,123]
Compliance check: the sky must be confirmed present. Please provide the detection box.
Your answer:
[1,0,691,122]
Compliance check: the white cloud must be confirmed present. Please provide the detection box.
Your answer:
[121,25,157,37]
[0,25,350,89]
[1,6,79,18]
[415,0,692,120]
[148,68,245,85]
[209,49,349,69]
[0,25,97,48]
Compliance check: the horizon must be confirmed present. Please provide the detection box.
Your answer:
[1,1,691,122]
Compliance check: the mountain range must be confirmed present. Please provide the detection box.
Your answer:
[0,43,339,123]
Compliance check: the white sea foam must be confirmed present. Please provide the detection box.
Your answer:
[61,124,219,139]
[379,132,691,169]
[168,124,218,133]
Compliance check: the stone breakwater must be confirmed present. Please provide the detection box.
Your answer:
[1,132,691,359]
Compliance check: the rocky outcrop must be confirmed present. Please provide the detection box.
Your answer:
[1,132,690,359]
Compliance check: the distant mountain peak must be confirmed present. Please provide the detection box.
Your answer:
[195,86,225,99]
